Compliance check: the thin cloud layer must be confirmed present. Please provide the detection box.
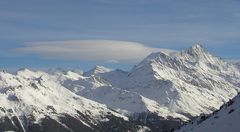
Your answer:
[15,40,176,63]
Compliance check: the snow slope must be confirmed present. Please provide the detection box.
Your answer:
[54,68,187,120]
[0,69,145,132]
[177,93,240,132]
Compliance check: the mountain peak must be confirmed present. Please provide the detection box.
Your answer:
[181,44,208,58]
[191,43,205,51]
[16,68,34,75]
[145,52,167,60]
[84,65,112,76]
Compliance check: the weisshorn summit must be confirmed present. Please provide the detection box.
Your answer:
[0,44,240,132]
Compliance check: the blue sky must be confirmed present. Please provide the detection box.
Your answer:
[1,0,240,71]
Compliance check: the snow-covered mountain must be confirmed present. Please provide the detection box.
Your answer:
[61,44,240,119]
[83,65,113,77]
[53,69,186,131]
[1,44,240,132]
[123,44,240,118]
[177,93,240,132]
[0,69,148,132]
[49,44,240,131]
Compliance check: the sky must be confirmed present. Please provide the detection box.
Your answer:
[0,0,240,71]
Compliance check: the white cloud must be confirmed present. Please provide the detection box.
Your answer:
[15,40,177,63]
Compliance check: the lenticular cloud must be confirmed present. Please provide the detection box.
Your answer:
[15,40,176,63]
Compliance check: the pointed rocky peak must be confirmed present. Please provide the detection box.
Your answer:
[138,44,206,65]
[192,43,204,51]
[83,65,112,76]
[182,44,207,57]
[130,44,221,79]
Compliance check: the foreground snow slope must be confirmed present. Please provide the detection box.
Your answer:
[0,69,145,132]
[177,93,240,132]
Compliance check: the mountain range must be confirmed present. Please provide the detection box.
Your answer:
[0,44,240,132]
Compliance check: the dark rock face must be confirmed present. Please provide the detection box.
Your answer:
[0,113,143,132]
[0,116,20,132]
[130,112,184,132]
[0,112,185,132]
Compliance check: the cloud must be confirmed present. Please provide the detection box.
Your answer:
[15,40,177,63]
